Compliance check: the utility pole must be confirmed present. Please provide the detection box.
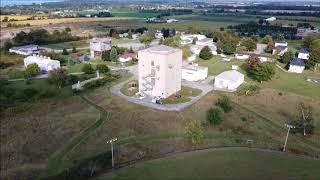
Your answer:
[107,138,117,168]
[283,124,295,152]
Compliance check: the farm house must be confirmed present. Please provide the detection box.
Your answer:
[138,45,182,98]
[214,70,244,91]
[90,38,112,59]
[24,54,60,72]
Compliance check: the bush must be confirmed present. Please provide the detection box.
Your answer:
[251,62,275,82]
[184,120,204,144]
[237,84,260,96]
[96,64,110,73]
[216,95,233,112]
[62,48,69,55]
[207,107,223,125]
[83,78,108,89]
[48,68,69,88]
[25,63,40,77]
[82,64,94,74]
[199,46,213,60]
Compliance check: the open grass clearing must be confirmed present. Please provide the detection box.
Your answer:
[42,40,89,50]
[162,86,202,104]
[105,148,320,180]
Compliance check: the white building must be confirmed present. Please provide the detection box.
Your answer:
[288,58,305,73]
[273,42,288,56]
[182,64,208,81]
[155,30,164,39]
[90,38,112,59]
[266,17,276,22]
[214,70,244,91]
[167,19,178,23]
[298,48,310,60]
[9,45,40,56]
[24,54,60,72]
[138,45,182,98]
[180,33,206,45]
[195,38,214,46]
[235,53,250,60]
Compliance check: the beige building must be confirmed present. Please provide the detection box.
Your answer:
[90,38,112,60]
[138,45,182,98]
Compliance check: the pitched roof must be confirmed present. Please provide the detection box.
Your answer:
[215,70,244,82]
[290,58,305,66]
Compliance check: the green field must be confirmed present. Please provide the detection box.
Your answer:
[111,11,159,18]
[162,86,202,104]
[43,40,89,50]
[106,149,320,180]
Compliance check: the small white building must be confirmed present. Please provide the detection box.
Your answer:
[90,38,112,59]
[266,17,276,22]
[155,30,164,39]
[24,54,60,72]
[272,42,288,56]
[298,48,310,60]
[138,45,182,98]
[9,45,40,56]
[119,33,129,38]
[180,33,206,45]
[214,70,244,91]
[182,64,208,81]
[167,19,178,23]
[288,58,305,73]
[235,53,250,60]
[195,38,214,46]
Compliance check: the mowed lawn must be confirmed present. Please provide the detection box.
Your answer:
[106,149,320,180]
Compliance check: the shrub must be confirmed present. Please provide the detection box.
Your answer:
[237,84,260,96]
[83,78,107,89]
[207,107,223,125]
[96,64,110,73]
[62,48,69,55]
[251,62,275,82]
[199,46,213,60]
[25,63,40,77]
[216,95,233,112]
[184,120,204,144]
[82,64,94,74]
[48,68,69,88]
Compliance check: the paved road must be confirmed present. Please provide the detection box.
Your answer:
[110,64,214,111]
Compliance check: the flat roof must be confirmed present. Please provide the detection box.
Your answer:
[142,45,178,54]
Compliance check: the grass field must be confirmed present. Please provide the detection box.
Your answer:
[111,11,159,18]
[105,149,320,180]
[120,80,138,96]
[162,86,202,104]
[0,15,35,21]
[43,40,89,50]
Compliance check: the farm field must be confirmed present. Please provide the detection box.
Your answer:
[105,148,320,180]
[1,17,132,26]
[111,11,159,18]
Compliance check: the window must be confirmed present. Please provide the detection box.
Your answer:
[151,61,154,66]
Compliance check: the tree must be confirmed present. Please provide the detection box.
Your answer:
[181,45,192,60]
[265,40,275,53]
[62,48,69,55]
[162,35,180,48]
[2,16,8,22]
[307,39,320,69]
[258,18,264,25]
[82,64,94,74]
[216,96,233,113]
[277,33,285,41]
[290,103,315,136]
[110,47,118,62]
[241,38,257,51]
[302,36,320,49]
[251,62,275,82]
[139,33,154,45]
[199,46,213,60]
[102,51,111,61]
[25,63,40,77]
[96,64,110,73]
[72,46,77,53]
[192,37,197,44]
[128,30,133,39]
[207,107,223,125]
[48,68,69,88]
[281,51,293,64]
[3,40,13,52]
[184,120,204,144]
[65,27,71,32]
[220,42,236,55]
[245,55,260,73]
